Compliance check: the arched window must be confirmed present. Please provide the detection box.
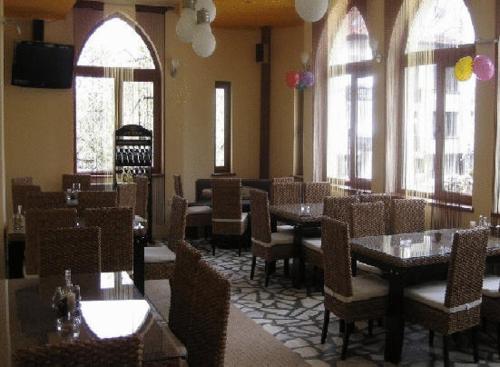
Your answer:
[75,15,161,174]
[402,0,475,203]
[327,6,374,190]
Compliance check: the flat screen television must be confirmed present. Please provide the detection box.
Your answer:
[12,41,74,89]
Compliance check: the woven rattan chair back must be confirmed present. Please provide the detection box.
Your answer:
[12,184,41,213]
[173,175,184,198]
[250,189,272,244]
[134,176,149,219]
[62,174,91,192]
[304,182,331,203]
[212,178,242,220]
[12,176,33,185]
[391,199,426,234]
[118,183,137,212]
[352,202,385,238]
[272,182,303,205]
[323,196,359,235]
[444,227,489,310]
[25,192,67,211]
[187,260,231,367]
[169,242,203,346]
[25,208,77,275]
[78,191,117,213]
[15,335,143,367]
[360,193,392,234]
[83,207,133,272]
[271,177,294,184]
[167,195,188,251]
[322,217,353,299]
[39,227,101,277]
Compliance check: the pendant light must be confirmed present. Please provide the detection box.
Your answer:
[295,0,329,22]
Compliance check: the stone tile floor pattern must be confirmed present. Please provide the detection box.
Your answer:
[190,240,500,366]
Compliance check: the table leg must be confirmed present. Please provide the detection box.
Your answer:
[134,234,146,295]
[292,225,304,288]
[384,270,406,363]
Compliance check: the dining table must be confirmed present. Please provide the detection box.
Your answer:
[350,228,500,364]
[269,203,324,286]
[1,271,175,365]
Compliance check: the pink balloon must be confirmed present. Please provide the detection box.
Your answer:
[473,55,495,81]
[286,71,300,89]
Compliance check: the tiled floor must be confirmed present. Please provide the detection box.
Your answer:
[190,240,500,366]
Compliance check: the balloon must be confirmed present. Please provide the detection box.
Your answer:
[176,8,196,43]
[299,71,315,88]
[454,56,473,81]
[286,71,300,89]
[295,0,329,22]
[192,23,216,58]
[473,55,495,81]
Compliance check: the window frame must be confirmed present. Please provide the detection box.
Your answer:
[73,14,162,175]
[214,81,232,174]
[398,45,476,206]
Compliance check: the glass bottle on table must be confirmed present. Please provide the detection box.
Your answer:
[13,205,25,233]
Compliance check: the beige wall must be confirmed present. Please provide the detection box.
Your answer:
[164,12,261,203]
[4,15,74,217]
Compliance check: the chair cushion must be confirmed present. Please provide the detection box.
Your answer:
[277,225,294,233]
[213,212,248,224]
[325,274,388,303]
[302,238,322,253]
[271,231,294,245]
[163,326,187,358]
[405,281,482,313]
[187,205,212,215]
[483,276,500,298]
[357,262,383,276]
[144,246,176,264]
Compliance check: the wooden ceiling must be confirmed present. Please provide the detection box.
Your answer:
[3,0,304,28]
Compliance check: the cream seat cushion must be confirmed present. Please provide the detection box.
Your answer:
[357,262,383,276]
[302,238,322,253]
[144,246,176,264]
[163,325,187,358]
[187,205,212,215]
[252,227,294,247]
[483,276,500,298]
[324,274,388,303]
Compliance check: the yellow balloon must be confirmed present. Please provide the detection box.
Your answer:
[454,56,473,81]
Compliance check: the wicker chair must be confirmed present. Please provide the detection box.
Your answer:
[62,174,91,192]
[12,176,34,185]
[78,191,117,213]
[134,176,149,220]
[320,217,388,359]
[323,196,360,229]
[83,207,133,272]
[144,195,188,280]
[25,208,78,275]
[211,178,248,256]
[303,182,331,203]
[271,177,295,184]
[360,193,393,234]
[403,227,489,366]
[15,335,143,367]
[118,183,137,212]
[249,190,295,287]
[351,202,385,238]
[168,242,203,361]
[391,198,426,234]
[271,182,303,205]
[12,184,41,213]
[187,260,231,367]
[39,227,101,277]
[25,192,67,211]
[482,276,500,356]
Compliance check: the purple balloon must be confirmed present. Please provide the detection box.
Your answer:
[299,71,315,89]
[473,55,495,81]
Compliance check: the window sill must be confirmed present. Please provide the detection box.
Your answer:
[211,172,236,177]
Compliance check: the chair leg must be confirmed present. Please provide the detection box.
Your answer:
[284,259,289,277]
[250,256,256,280]
[211,236,216,256]
[321,309,330,344]
[341,322,353,360]
[443,335,450,367]
[497,323,500,357]
[368,320,374,337]
[265,261,271,287]
[429,330,434,347]
[238,236,242,257]
[339,319,345,333]
[471,327,479,363]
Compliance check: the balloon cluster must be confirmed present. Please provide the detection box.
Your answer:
[286,71,315,90]
[455,55,495,82]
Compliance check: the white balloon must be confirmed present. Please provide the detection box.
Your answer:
[295,0,329,22]
[192,23,216,58]
[195,0,217,23]
[176,8,196,43]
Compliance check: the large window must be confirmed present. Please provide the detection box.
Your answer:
[401,0,475,204]
[75,16,161,174]
[327,6,374,190]
[214,81,231,173]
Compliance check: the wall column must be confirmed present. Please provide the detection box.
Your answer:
[259,26,271,178]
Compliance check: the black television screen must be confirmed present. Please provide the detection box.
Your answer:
[12,41,74,89]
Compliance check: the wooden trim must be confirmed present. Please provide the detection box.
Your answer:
[214,81,232,174]
[259,27,271,179]
[74,1,104,10]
